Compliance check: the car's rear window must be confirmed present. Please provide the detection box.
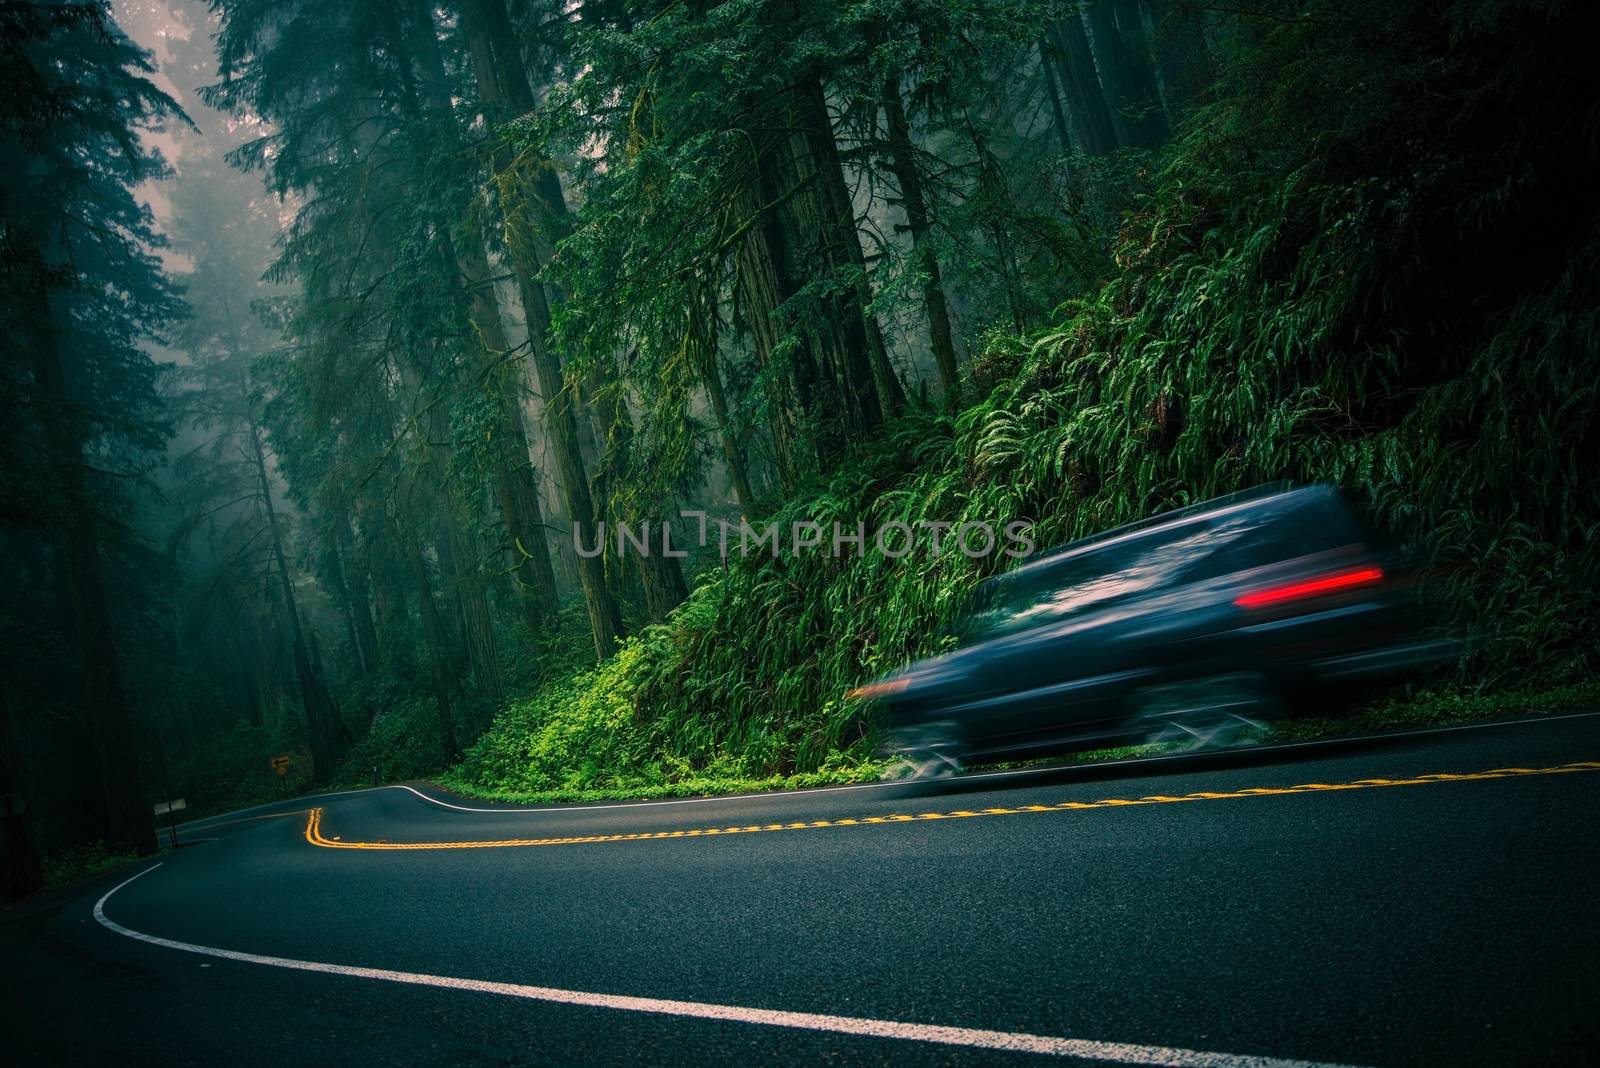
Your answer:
[954,492,1361,644]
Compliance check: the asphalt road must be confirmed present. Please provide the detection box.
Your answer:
[5,713,1600,1067]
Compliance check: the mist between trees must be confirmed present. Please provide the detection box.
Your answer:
[3,0,1596,897]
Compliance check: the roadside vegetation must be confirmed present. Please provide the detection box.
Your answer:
[425,0,1600,801]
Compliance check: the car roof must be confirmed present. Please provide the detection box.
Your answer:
[986,482,1336,591]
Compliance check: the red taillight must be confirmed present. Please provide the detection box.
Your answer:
[1234,566,1385,609]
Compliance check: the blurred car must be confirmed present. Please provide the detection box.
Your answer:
[855,484,1458,779]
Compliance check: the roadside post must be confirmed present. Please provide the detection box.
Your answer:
[271,754,290,797]
[152,798,186,850]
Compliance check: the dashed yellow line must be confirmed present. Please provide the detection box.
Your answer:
[303,760,1600,852]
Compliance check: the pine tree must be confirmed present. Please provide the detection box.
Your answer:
[1,0,190,855]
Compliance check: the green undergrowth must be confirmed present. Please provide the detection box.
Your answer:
[1269,680,1600,744]
[39,842,147,891]
[431,680,1598,806]
[344,0,1597,803]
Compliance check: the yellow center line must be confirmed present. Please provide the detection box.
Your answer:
[303,760,1600,852]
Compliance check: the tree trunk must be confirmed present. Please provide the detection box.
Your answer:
[322,519,369,678]
[687,286,757,509]
[1082,0,1169,148]
[963,111,1030,333]
[27,294,155,855]
[882,75,962,401]
[398,0,562,638]
[1037,39,1077,158]
[335,504,382,675]
[741,99,882,467]
[460,0,627,659]
[0,683,43,899]
[1048,17,1119,156]
[795,75,898,427]
[449,518,504,707]
[249,422,347,784]
[451,225,562,630]
[1141,0,1211,117]
[733,157,805,487]
[408,531,460,761]
[584,372,689,623]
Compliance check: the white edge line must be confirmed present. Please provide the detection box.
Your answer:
[184,708,1600,823]
[177,786,391,830]
[93,865,1363,1068]
[391,708,1600,815]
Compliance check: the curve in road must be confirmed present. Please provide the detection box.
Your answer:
[26,713,1600,1067]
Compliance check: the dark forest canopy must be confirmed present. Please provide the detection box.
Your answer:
[2,0,1596,895]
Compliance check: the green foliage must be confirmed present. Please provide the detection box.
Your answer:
[334,605,601,786]
[1273,680,1600,741]
[445,0,1598,796]
[40,842,143,891]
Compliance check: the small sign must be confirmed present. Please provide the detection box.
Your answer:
[153,798,187,816]
[270,755,291,776]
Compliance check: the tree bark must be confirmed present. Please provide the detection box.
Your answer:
[1048,16,1119,156]
[407,530,460,761]
[249,421,347,784]
[584,371,689,622]
[795,75,899,427]
[687,288,757,509]
[1141,0,1211,117]
[882,74,962,400]
[733,156,805,487]
[460,0,628,659]
[0,683,43,899]
[335,503,382,675]
[1037,39,1078,158]
[397,0,563,638]
[448,517,504,706]
[27,293,156,854]
[451,225,562,629]
[1081,0,1169,148]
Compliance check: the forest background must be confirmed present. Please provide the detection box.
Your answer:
[2,0,1595,896]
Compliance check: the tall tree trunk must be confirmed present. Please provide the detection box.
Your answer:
[639,542,689,622]
[687,283,756,508]
[1037,39,1078,158]
[396,0,562,638]
[431,523,470,663]
[322,520,369,678]
[742,101,880,466]
[584,371,689,623]
[335,504,382,675]
[963,111,1030,333]
[1141,0,1211,117]
[733,157,805,487]
[500,232,626,660]
[882,75,962,401]
[27,294,155,854]
[1081,0,1169,147]
[448,517,504,707]
[361,499,408,638]
[452,224,562,629]
[460,0,627,659]
[407,530,460,761]
[249,422,346,784]
[0,683,43,899]
[795,75,899,426]
[1048,17,1119,156]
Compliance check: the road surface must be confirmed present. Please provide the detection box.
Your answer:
[5,714,1599,1066]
